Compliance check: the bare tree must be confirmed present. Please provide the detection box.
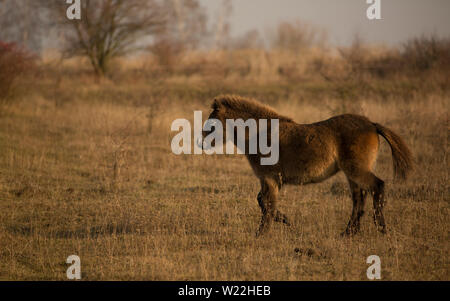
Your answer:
[42,0,166,76]
[161,0,208,50]
[231,29,265,50]
[148,0,208,72]
[213,0,232,49]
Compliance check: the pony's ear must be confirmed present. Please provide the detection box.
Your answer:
[212,98,220,110]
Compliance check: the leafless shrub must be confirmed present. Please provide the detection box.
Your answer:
[0,41,35,102]
[333,35,450,81]
[401,35,450,73]
[212,0,232,49]
[337,35,369,81]
[270,20,327,52]
[147,99,160,135]
[105,120,136,190]
[231,30,265,50]
[149,38,185,74]
[148,0,208,74]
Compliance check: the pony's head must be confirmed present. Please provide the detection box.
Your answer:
[200,95,293,150]
[201,97,227,149]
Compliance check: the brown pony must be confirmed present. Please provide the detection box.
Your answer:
[203,94,413,236]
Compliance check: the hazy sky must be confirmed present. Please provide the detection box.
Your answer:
[200,0,450,46]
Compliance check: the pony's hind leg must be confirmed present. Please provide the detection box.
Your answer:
[343,169,387,234]
[341,179,367,236]
[256,177,279,236]
[372,180,386,234]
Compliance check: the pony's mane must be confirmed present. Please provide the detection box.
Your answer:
[214,94,293,122]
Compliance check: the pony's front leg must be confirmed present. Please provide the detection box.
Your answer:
[257,186,290,227]
[256,178,279,237]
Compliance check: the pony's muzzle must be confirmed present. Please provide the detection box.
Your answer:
[200,119,219,150]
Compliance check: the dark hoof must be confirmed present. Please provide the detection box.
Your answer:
[340,231,350,237]
[378,227,387,234]
[281,215,291,226]
[275,216,290,226]
[274,212,290,226]
[340,227,358,237]
[374,220,387,234]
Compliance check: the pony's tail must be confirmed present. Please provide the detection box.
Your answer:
[374,123,413,181]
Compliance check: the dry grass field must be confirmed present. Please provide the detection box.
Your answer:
[0,50,448,280]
